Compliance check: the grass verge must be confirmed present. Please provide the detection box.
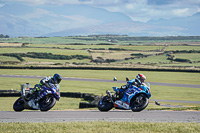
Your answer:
[0,97,83,111]
[0,122,200,133]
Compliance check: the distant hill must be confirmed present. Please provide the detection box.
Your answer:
[0,3,199,37]
[146,12,200,36]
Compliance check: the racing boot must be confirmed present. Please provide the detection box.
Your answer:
[25,85,40,101]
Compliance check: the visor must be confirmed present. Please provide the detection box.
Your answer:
[57,79,61,84]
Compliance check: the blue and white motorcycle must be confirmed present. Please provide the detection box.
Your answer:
[13,83,60,112]
[98,78,151,112]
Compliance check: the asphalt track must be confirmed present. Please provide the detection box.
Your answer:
[0,110,200,123]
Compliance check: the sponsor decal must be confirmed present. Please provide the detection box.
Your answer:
[115,100,129,109]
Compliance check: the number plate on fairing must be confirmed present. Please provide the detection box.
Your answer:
[115,100,129,109]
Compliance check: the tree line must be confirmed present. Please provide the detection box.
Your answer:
[0,34,9,38]
[2,52,92,61]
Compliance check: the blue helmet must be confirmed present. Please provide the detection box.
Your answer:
[53,73,62,84]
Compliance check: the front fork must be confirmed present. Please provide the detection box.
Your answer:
[106,90,115,104]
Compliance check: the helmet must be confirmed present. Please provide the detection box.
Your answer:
[136,73,146,85]
[53,73,62,84]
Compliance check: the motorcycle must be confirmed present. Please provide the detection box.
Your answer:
[98,78,151,112]
[13,83,60,112]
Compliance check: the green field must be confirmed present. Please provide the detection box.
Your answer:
[0,36,200,69]
[171,53,200,62]
[0,56,20,62]
[165,46,200,51]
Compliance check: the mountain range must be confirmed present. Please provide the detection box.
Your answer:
[0,3,199,37]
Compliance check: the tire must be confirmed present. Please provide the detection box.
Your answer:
[131,94,149,112]
[39,95,56,111]
[13,97,25,112]
[98,96,114,112]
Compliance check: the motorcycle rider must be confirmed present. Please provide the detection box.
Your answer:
[25,73,62,101]
[127,73,146,88]
[116,73,146,99]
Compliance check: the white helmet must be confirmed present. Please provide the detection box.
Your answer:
[136,73,146,84]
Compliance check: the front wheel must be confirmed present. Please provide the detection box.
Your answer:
[39,95,56,111]
[131,94,149,112]
[98,96,114,112]
[13,97,25,112]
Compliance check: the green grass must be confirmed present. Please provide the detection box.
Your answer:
[91,51,133,60]
[0,97,82,111]
[166,46,200,51]
[0,122,199,133]
[0,56,20,62]
[28,44,116,49]
[0,97,17,111]
[150,85,200,101]
[0,37,109,45]
[1,69,200,85]
[118,45,165,51]
[172,53,200,62]
[91,51,162,60]
[22,57,91,64]
[0,77,121,95]
[0,42,22,47]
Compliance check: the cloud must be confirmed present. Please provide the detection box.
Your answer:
[173,8,190,17]
[1,0,200,22]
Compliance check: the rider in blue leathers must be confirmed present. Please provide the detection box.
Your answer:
[26,73,62,100]
[127,73,146,87]
[116,73,147,99]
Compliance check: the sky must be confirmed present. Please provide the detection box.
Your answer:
[0,0,200,22]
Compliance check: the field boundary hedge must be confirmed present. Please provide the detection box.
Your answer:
[0,66,199,72]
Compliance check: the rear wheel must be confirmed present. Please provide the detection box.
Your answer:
[131,94,149,112]
[39,95,56,111]
[13,97,24,112]
[98,96,114,112]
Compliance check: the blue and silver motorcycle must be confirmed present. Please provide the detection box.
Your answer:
[13,83,60,112]
[98,78,151,112]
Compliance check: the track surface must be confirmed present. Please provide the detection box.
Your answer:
[0,110,200,123]
[0,74,200,88]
